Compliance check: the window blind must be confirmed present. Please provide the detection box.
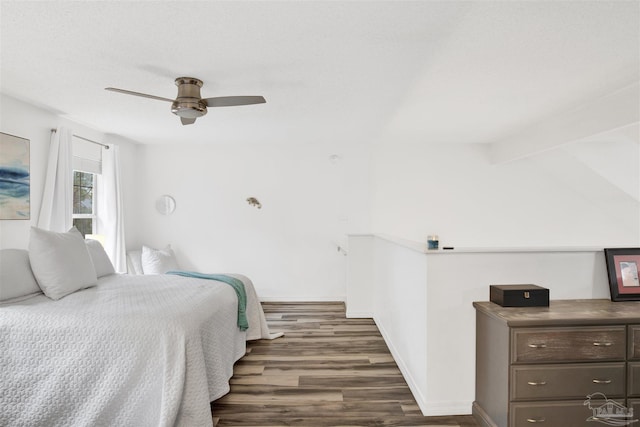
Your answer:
[72,136,102,174]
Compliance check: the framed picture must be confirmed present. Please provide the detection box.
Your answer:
[0,132,30,220]
[605,248,640,301]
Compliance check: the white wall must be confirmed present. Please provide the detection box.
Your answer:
[371,236,428,412]
[371,141,640,248]
[0,94,138,250]
[126,141,371,301]
[347,234,610,416]
[423,248,608,415]
[364,137,638,413]
[0,94,371,303]
[0,95,57,248]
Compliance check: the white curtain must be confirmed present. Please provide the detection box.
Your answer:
[97,144,126,273]
[37,127,73,232]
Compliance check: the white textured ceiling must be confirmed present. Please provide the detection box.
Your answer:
[1,1,638,146]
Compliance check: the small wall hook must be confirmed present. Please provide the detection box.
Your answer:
[246,197,262,209]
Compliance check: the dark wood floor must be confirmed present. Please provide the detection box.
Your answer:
[211,302,479,427]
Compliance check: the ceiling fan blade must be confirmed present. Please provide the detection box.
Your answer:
[181,117,196,125]
[105,87,174,103]
[204,96,266,107]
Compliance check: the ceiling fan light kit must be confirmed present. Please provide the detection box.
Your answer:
[171,77,208,120]
[105,76,266,125]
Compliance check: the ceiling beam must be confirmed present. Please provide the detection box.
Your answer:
[488,82,639,164]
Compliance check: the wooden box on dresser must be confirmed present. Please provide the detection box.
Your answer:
[473,299,640,427]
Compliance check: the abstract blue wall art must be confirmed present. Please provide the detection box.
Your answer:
[0,133,30,220]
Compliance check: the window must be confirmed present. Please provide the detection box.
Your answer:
[71,135,102,237]
[72,170,96,237]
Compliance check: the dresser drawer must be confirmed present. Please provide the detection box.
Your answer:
[511,326,626,364]
[628,361,640,396]
[511,362,625,400]
[510,399,625,427]
[629,399,640,419]
[629,325,640,360]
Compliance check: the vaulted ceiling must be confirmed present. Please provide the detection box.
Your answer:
[1,1,638,149]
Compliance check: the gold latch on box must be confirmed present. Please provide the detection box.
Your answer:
[524,291,530,299]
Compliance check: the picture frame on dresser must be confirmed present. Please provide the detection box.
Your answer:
[605,248,640,301]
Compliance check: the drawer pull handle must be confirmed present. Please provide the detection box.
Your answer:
[526,418,546,423]
[528,343,547,349]
[592,379,612,384]
[527,381,547,386]
[593,342,613,347]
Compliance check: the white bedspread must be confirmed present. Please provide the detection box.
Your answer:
[0,273,272,427]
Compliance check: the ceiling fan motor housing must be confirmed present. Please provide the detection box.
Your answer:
[171,77,208,119]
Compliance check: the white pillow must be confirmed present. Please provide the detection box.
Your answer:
[85,239,115,278]
[28,227,98,300]
[141,245,179,274]
[127,250,143,275]
[0,249,42,302]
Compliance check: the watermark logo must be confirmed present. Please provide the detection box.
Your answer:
[584,392,638,426]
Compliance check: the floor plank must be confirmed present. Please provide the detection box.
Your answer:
[211,302,479,427]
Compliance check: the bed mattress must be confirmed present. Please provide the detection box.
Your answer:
[0,273,265,427]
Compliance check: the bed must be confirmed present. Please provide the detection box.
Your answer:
[0,228,276,427]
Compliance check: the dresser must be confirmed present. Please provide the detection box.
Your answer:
[473,299,640,427]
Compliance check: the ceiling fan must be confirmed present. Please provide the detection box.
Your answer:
[105,77,266,125]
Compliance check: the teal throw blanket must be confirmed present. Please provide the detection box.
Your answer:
[166,271,248,331]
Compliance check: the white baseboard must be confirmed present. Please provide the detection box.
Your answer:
[422,401,472,416]
[374,316,429,416]
[373,316,471,417]
[258,296,346,303]
[346,311,373,318]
